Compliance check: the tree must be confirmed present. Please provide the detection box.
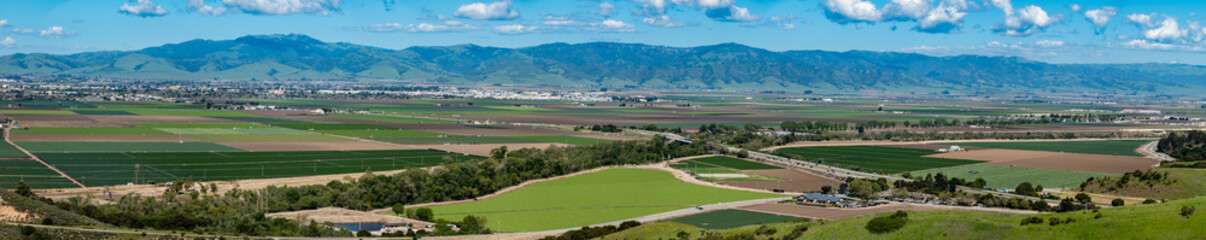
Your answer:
[1014,182,1036,196]
[490,146,508,160]
[1074,193,1092,204]
[392,203,406,215]
[459,215,488,234]
[971,178,987,189]
[821,185,833,194]
[357,229,372,237]
[415,208,434,221]
[1111,198,1125,207]
[848,179,877,199]
[14,180,33,197]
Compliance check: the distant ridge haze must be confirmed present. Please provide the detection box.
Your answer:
[2,34,1205,94]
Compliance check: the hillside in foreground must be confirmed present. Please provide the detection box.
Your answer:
[603,198,1206,240]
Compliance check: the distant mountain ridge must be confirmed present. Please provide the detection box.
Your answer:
[2,34,1205,94]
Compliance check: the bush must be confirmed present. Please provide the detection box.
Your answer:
[1048,217,1063,226]
[865,211,909,234]
[1143,199,1158,204]
[1111,198,1125,207]
[415,208,434,221]
[1019,216,1044,226]
[1181,205,1196,218]
[357,229,371,237]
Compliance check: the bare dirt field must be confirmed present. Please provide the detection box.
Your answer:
[883,144,986,151]
[926,149,1158,174]
[720,169,843,193]
[83,115,242,123]
[417,143,570,157]
[9,114,130,128]
[267,207,432,225]
[217,141,420,151]
[738,203,954,220]
[761,138,1157,152]
[10,134,202,142]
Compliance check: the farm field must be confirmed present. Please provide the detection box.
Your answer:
[38,150,481,187]
[0,141,29,158]
[133,123,266,128]
[154,127,311,135]
[926,149,1157,174]
[17,142,245,153]
[0,160,77,189]
[326,114,458,124]
[938,140,1152,157]
[670,161,740,174]
[180,134,353,142]
[427,168,783,232]
[719,169,843,193]
[910,164,1113,189]
[690,156,781,170]
[0,110,77,115]
[772,146,985,174]
[506,135,614,146]
[11,128,166,135]
[668,209,801,229]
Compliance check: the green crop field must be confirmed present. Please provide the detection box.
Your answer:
[1,110,77,115]
[211,116,316,124]
[186,134,352,142]
[69,109,137,115]
[0,160,79,189]
[669,209,801,229]
[12,128,166,135]
[428,168,784,232]
[39,150,480,186]
[327,114,458,124]
[0,100,94,108]
[155,127,311,135]
[772,146,984,174]
[670,162,739,174]
[691,156,781,170]
[0,141,30,158]
[123,109,260,117]
[17,142,245,153]
[910,164,1113,189]
[134,123,266,128]
[940,140,1152,157]
[508,136,615,146]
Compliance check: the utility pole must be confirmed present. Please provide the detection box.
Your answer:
[134,164,140,184]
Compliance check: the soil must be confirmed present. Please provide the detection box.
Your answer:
[719,169,843,193]
[738,203,952,220]
[10,134,203,142]
[83,115,245,123]
[925,149,1158,174]
[267,207,433,225]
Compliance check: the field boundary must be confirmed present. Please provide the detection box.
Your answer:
[761,138,1160,152]
[3,127,84,188]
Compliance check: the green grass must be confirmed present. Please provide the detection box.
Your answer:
[691,156,781,170]
[669,209,802,230]
[773,146,985,174]
[69,109,136,115]
[17,142,245,153]
[327,114,458,124]
[599,222,702,240]
[1,110,77,115]
[210,116,317,124]
[11,128,166,135]
[910,164,1114,189]
[133,123,266,128]
[0,160,76,189]
[0,141,30,158]
[40,150,481,187]
[941,140,1152,157]
[123,109,260,117]
[670,162,739,174]
[0,100,94,108]
[428,168,784,232]
[186,134,352,142]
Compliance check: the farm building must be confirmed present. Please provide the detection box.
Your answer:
[794,193,847,205]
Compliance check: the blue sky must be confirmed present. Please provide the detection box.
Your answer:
[0,0,1204,64]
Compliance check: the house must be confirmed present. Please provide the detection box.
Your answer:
[794,193,847,205]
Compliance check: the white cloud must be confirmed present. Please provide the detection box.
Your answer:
[1127,13,1154,27]
[705,6,759,22]
[1115,39,1204,52]
[454,1,519,20]
[493,24,537,34]
[37,26,73,38]
[0,19,8,28]
[190,0,228,16]
[1143,18,1187,42]
[590,19,635,32]
[0,37,14,48]
[916,4,967,33]
[370,21,479,33]
[994,5,1062,36]
[1034,40,1064,47]
[597,2,615,16]
[989,0,1012,15]
[900,40,1092,59]
[1083,7,1117,28]
[819,0,883,23]
[632,0,669,15]
[671,0,734,9]
[1069,4,1081,12]
[643,15,683,27]
[119,0,168,17]
[11,28,33,34]
[220,0,339,16]
[883,0,932,21]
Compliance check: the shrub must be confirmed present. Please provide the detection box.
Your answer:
[1019,216,1044,226]
[1143,199,1158,204]
[357,229,371,237]
[1048,217,1063,226]
[865,211,909,234]
[1111,198,1125,207]
[1181,205,1196,218]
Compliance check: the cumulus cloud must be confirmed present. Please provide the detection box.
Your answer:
[0,19,8,28]
[597,2,615,16]
[916,4,968,33]
[370,21,479,33]
[989,0,1012,15]
[993,5,1063,36]
[589,19,635,32]
[1114,39,1204,52]
[1034,39,1064,47]
[883,0,932,21]
[1069,4,1081,12]
[189,0,229,16]
[643,15,684,27]
[493,24,538,34]
[820,0,882,24]
[705,6,759,22]
[36,26,73,38]
[0,37,14,48]
[1083,7,1117,28]
[220,0,340,16]
[672,0,735,9]
[1143,18,1187,42]
[1127,13,1154,27]
[455,1,519,20]
[119,0,168,17]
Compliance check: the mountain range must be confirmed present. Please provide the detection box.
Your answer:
[2,34,1205,94]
